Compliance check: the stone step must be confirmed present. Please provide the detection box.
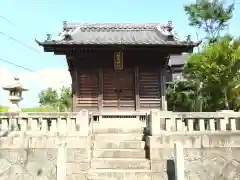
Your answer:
[94,134,144,141]
[94,140,145,149]
[91,158,150,170]
[94,149,146,158]
[88,169,152,180]
[93,128,144,134]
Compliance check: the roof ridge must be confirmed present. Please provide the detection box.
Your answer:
[63,22,169,30]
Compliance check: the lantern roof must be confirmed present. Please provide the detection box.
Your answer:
[2,77,28,92]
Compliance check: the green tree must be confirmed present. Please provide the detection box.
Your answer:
[59,86,72,112]
[167,81,198,111]
[184,36,240,110]
[168,0,235,112]
[38,87,59,108]
[184,0,234,42]
[38,86,72,112]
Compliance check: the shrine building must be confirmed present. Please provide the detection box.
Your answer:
[36,21,200,112]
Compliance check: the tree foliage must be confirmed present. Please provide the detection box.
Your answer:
[184,0,234,41]
[59,86,72,112]
[167,81,198,112]
[166,0,237,112]
[38,86,72,112]
[38,88,58,107]
[184,36,240,110]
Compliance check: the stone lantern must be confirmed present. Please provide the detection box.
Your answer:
[2,76,28,112]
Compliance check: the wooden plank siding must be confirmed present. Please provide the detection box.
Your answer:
[139,68,161,109]
[74,68,163,112]
[71,51,167,112]
[76,69,99,111]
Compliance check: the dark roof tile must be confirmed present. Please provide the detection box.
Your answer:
[38,22,200,46]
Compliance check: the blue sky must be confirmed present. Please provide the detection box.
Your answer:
[0,0,239,107]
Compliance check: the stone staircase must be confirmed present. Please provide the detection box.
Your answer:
[88,127,152,180]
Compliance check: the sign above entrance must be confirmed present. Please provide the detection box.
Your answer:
[114,51,123,71]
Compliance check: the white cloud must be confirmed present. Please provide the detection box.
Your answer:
[0,68,71,107]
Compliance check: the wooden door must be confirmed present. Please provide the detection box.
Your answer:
[118,69,135,110]
[103,69,135,111]
[103,70,118,110]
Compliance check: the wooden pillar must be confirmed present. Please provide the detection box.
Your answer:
[135,67,140,110]
[72,70,78,112]
[98,68,103,112]
[160,68,167,111]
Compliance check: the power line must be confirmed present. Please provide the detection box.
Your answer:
[0,18,72,86]
[0,32,44,54]
[0,16,15,26]
[0,58,71,86]
[27,0,81,3]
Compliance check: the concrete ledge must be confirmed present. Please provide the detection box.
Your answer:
[67,148,90,163]
[0,134,91,148]
[146,131,240,148]
[88,169,152,180]
[94,140,145,149]
[91,158,150,169]
[149,147,240,160]
[94,149,146,158]
[67,162,89,173]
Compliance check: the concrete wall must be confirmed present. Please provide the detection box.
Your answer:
[0,133,91,180]
[1,111,240,180]
[146,132,240,180]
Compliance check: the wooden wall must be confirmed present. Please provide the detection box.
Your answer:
[68,51,168,112]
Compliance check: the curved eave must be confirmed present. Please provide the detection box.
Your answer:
[3,87,28,91]
[35,38,201,54]
[36,39,201,47]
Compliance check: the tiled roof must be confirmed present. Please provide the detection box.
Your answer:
[37,22,199,46]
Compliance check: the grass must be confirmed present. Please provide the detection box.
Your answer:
[0,105,56,112]
[0,106,8,112]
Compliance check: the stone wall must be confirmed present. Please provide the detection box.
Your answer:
[146,132,240,180]
[0,149,56,180]
[1,111,240,180]
[0,132,91,180]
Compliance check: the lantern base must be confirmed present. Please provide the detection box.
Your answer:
[8,103,21,113]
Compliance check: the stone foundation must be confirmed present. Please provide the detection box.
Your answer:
[1,111,240,180]
[146,132,240,180]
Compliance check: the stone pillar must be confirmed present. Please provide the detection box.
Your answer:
[199,119,205,131]
[149,110,161,135]
[76,110,89,136]
[58,117,67,135]
[9,116,19,131]
[57,141,67,180]
[219,110,234,131]
[41,118,48,131]
[230,118,236,131]
[187,119,194,131]
[209,119,215,131]
[160,68,167,111]
[174,142,184,180]
[1,119,9,132]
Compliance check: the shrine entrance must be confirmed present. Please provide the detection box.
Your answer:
[103,69,135,111]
